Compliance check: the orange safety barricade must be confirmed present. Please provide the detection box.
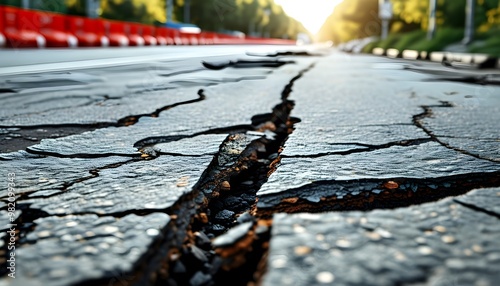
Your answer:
[197,32,206,45]
[155,27,168,46]
[127,23,145,46]
[28,10,78,47]
[189,33,199,45]
[172,29,182,45]
[179,31,190,45]
[0,6,5,47]
[1,6,45,48]
[0,6,296,49]
[68,16,108,47]
[102,20,129,47]
[142,25,157,46]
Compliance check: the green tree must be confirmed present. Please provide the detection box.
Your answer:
[317,0,380,43]
[66,0,86,16]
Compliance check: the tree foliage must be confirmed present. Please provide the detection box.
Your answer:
[96,0,165,24]
[316,0,380,44]
[185,0,306,39]
[318,0,500,44]
[1,0,67,13]
[63,0,306,39]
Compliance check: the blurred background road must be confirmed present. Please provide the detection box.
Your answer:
[0,45,304,75]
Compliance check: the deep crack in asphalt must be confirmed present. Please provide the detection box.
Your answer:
[161,63,316,286]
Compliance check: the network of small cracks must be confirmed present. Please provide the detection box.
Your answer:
[282,138,433,158]
[0,72,283,251]
[166,74,500,286]
[413,101,498,163]
[0,63,313,284]
[1,58,294,155]
[2,57,499,285]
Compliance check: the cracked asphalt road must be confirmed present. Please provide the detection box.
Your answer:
[0,47,499,286]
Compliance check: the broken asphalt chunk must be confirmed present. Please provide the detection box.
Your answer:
[261,187,500,286]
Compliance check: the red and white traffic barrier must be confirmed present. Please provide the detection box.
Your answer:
[1,6,46,48]
[0,5,296,49]
[69,17,108,47]
[103,20,129,47]
[142,25,157,46]
[34,11,78,47]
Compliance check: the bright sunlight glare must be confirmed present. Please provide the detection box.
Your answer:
[274,0,343,34]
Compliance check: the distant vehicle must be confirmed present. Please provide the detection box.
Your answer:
[296,33,311,45]
[219,30,245,39]
[164,22,201,34]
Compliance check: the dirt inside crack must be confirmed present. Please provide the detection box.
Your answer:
[257,171,500,216]
[161,104,296,286]
[157,65,314,286]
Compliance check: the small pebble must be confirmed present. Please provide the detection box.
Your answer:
[236,212,254,224]
[472,245,484,253]
[336,239,351,248]
[293,224,306,233]
[37,231,51,238]
[365,231,382,241]
[190,245,208,263]
[415,237,426,244]
[220,181,231,191]
[418,246,433,255]
[211,224,225,233]
[241,180,254,186]
[316,271,335,284]
[394,251,407,261]
[383,181,399,189]
[441,235,456,244]
[195,232,212,249]
[146,229,160,236]
[270,256,287,268]
[173,260,187,274]
[189,271,211,286]
[199,213,208,224]
[268,153,279,160]
[294,246,312,256]
[433,225,447,233]
[215,209,235,222]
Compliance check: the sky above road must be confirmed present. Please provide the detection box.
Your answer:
[275,0,342,34]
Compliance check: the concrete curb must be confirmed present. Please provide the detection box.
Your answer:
[369,48,499,69]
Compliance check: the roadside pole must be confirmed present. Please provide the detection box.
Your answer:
[463,0,475,44]
[427,0,437,40]
[379,0,392,40]
[184,0,190,23]
[167,0,173,22]
[86,0,99,18]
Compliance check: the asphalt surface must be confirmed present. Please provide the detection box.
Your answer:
[0,45,300,75]
[0,46,499,286]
